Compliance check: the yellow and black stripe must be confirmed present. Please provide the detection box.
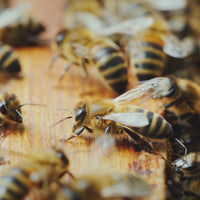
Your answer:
[1,16,45,47]
[0,44,21,73]
[93,45,128,94]
[131,107,173,139]
[131,35,167,81]
[0,167,32,200]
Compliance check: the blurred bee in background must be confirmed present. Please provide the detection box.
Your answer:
[170,152,200,198]
[0,3,45,47]
[50,27,128,94]
[71,0,192,82]
[0,148,71,200]
[51,172,152,200]
[0,43,21,75]
[62,0,102,29]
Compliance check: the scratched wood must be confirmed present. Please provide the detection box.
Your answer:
[0,1,168,200]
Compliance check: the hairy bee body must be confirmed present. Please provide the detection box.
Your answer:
[0,148,69,200]
[0,16,45,47]
[55,27,128,93]
[173,152,200,197]
[0,44,21,73]
[129,33,167,81]
[71,99,173,141]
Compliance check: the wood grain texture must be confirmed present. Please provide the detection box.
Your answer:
[0,1,169,200]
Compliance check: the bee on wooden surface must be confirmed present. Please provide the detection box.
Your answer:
[0,148,70,200]
[0,93,46,139]
[0,3,45,47]
[0,43,21,74]
[54,88,174,153]
[172,152,200,197]
[0,16,45,47]
[51,27,128,94]
[52,172,152,200]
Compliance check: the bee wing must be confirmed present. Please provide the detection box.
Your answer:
[98,17,154,36]
[163,35,195,58]
[113,77,171,103]
[74,12,105,32]
[101,172,152,198]
[70,42,93,59]
[0,3,31,29]
[145,0,186,11]
[102,112,149,127]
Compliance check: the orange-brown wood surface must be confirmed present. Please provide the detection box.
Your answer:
[0,1,168,200]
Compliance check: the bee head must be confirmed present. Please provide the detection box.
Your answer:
[55,29,68,46]
[73,102,86,130]
[0,93,23,123]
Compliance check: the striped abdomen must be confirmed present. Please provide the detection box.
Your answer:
[130,35,167,81]
[131,107,173,139]
[0,44,21,73]
[2,17,45,47]
[0,167,32,200]
[93,44,128,94]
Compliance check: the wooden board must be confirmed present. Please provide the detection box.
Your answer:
[0,1,169,200]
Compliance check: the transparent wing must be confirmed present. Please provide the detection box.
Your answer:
[164,35,195,58]
[74,12,105,32]
[0,3,31,29]
[101,172,152,198]
[113,77,171,103]
[145,0,186,11]
[70,42,93,59]
[98,17,154,36]
[102,112,149,127]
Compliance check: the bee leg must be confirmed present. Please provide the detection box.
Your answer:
[80,59,89,93]
[59,62,74,82]
[60,126,92,142]
[0,118,5,141]
[179,112,192,120]
[48,54,60,69]
[122,127,154,153]
[163,101,175,108]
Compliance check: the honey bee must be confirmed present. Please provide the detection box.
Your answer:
[73,2,191,82]
[0,93,46,139]
[0,44,21,74]
[172,152,200,197]
[119,76,200,121]
[0,148,70,200]
[0,3,45,47]
[56,88,174,153]
[51,27,128,94]
[52,172,152,200]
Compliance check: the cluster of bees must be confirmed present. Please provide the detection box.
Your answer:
[0,0,200,199]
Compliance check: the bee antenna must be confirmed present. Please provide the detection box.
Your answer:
[60,135,76,143]
[174,138,187,156]
[57,108,73,114]
[15,110,26,121]
[19,103,47,108]
[50,116,72,128]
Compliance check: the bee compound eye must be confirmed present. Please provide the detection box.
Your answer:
[56,150,69,166]
[75,106,86,121]
[0,104,7,115]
